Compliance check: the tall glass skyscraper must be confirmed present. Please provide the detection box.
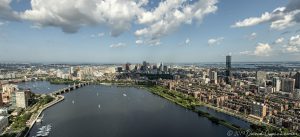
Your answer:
[225,55,231,84]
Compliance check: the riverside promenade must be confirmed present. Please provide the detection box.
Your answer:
[24,95,65,137]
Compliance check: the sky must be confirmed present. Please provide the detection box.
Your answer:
[0,0,300,63]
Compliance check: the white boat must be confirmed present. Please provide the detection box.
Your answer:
[97,93,99,96]
[36,119,42,123]
[39,126,46,130]
[36,114,44,123]
[98,104,101,108]
[123,93,127,97]
[72,100,75,104]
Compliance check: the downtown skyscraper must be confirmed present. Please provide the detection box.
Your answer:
[225,55,232,84]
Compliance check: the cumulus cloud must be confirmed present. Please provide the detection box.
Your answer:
[19,0,142,35]
[283,35,300,53]
[239,43,272,56]
[232,0,300,30]
[185,38,190,45]
[98,33,105,37]
[247,32,257,40]
[135,0,218,44]
[208,37,224,46]
[239,50,253,55]
[283,45,299,53]
[289,35,300,46]
[254,43,272,56]
[91,32,105,38]
[275,37,284,44]
[109,42,126,48]
[0,0,218,45]
[135,40,143,45]
[0,0,20,21]
[178,38,191,46]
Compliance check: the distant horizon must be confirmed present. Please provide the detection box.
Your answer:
[1,60,300,65]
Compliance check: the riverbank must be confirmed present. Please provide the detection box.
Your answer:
[98,82,295,135]
[24,95,64,137]
[144,86,244,131]
[47,78,81,85]
[0,95,64,137]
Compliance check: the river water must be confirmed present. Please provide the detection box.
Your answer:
[23,81,245,137]
[17,81,67,94]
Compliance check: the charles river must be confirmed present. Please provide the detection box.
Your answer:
[18,81,249,137]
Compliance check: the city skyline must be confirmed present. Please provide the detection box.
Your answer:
[0,0,300,63]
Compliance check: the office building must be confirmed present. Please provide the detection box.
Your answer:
[294,72,300,89]
[251,101,267,118]
[125,63,131,71]
[225,55,231,84]
[15,91,28,109]
[281,78,295,92]
[272,77,281,92]
[2,84,18,104]
[256,71,266,85]
[209,71,218,84]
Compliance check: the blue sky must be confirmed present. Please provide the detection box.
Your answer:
[0,0,299,63]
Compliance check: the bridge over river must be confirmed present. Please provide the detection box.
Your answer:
[50,82,90,95]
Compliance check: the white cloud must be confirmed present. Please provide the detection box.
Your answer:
[0,0,20,21]
[109,43,126,48]
[254,43,272,56]
[91,32,105,38]
[0,21,4,26]
[283,45,299,53]
[135,0,218,44]
[289,35,300,46]
[232,12,273,28]
[282,35,300,53]
[247,32,257,40]
[208,37,224,46]
[135,40,143,45]
[232,1,300,30]
[275,37,284,44]
[185,38,190,45]
[0,0,218,45]
[239,51,253,55]
[98,33,105,37]
[19,0,142,35]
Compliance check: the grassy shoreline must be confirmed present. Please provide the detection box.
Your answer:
[144,85,243,131]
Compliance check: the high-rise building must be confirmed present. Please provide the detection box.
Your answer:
[70,67,74,74]
[15,91,28,109]
[272,77,281,92]
[294,72,300,89]
[2,84,18,104]
[225,55,231,84]
[209,71,218,84]
[281,78,295,92]
[159,62,164,72]
[125,63,131,71]
[256,71,266,85]
[251,102,267,118]
[0,93,3,107]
